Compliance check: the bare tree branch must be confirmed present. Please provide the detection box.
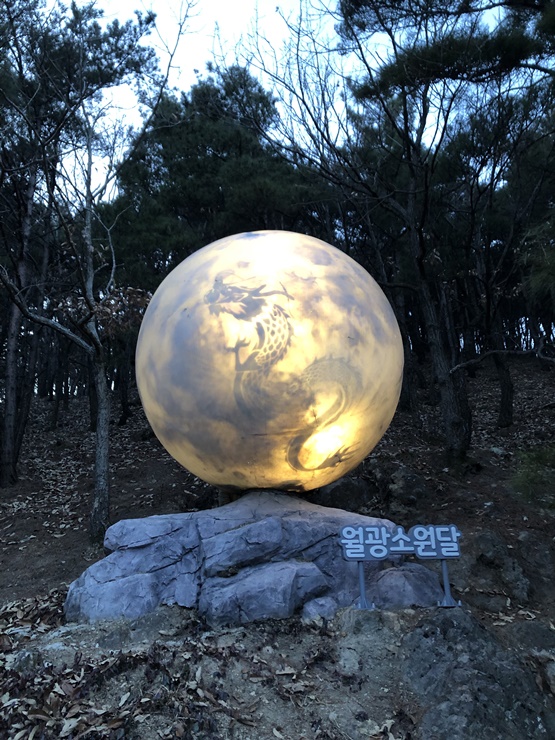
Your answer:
[0,265,92,354]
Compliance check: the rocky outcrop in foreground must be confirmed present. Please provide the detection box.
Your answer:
[7,603,554,740]
[65,491,444,624]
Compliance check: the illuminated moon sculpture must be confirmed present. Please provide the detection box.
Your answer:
[136,231,404,492]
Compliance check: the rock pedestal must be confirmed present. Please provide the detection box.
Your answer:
[65,491,444,625]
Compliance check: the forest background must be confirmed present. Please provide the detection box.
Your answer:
[1,0,554,541]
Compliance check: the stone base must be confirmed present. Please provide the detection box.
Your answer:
[65,491,443,625]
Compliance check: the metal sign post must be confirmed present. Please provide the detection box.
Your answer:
[438,559,461,607]
[357,561,375,610]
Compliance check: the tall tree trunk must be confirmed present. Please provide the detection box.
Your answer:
[0,166,37,486]
[392,292,418,412]
[14,325,41,462]
[2,322,45,484]
[89,354,111,542]
[81,114,113,542]
[493,353,514,428]
[491,317,514,428]
[0,311,40,487]
[117,338,133,426]
[88,357,98,432]
[419,281,472,460]
[406,170,472,458]
[0,305,23,486]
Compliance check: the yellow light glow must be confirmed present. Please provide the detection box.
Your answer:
[136,231,404,493]
[299,424,353,470]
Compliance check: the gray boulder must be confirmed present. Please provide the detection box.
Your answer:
[366,562,444,608]
[199,560,327,625]
[65,491,451,626]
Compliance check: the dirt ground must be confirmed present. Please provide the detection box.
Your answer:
[1,358,554,738]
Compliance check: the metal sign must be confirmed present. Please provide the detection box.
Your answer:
[338,524,462,609]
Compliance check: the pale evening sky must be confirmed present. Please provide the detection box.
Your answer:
[94,0,303,92]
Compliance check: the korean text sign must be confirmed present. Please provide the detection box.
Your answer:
[339,524,462,561]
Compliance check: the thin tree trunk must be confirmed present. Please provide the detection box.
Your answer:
[89,354,111,542]
[0,166,37,486]
[0,307,41,487]
[117,339,133,426]
[50,345,63,430]
[419,281,472,460]
[0,305,23,486]
[493,353,514,428]
[393,293,418,413]
[14,325,41,462]
[490,318,514,428]
[88,357,98,433]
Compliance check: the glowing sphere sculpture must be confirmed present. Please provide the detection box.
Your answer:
[136,231,404,492]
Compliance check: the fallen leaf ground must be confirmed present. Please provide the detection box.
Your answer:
[0,357,554,739]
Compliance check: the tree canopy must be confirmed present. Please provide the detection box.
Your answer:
[1,0,554,537]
